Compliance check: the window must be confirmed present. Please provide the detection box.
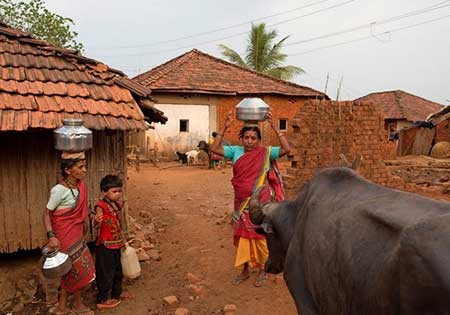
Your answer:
[279,119,288,131]
[179,119,189,132]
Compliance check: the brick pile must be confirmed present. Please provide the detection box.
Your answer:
[283,100,420,197]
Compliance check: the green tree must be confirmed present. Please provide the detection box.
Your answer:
[219,23,303,81]
[0,0,83,51]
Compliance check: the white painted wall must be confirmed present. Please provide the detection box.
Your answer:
[146,104,210,157]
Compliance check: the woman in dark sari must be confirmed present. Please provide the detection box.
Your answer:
[210,111,291,287]
[43,152,95,315]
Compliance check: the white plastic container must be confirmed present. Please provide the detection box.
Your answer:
[121,244,141,279]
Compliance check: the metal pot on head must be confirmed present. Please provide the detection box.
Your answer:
[41,246,72,279]
[54,118,92,152]
[235,97,269,123]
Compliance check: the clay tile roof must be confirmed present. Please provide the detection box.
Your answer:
[355,90,444,122]
[133,49,328,98]
[0,23,167,131]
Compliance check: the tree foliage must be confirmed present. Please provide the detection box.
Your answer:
[0,0,83,51]
[219,23,304,81]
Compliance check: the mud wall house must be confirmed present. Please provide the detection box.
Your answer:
[0,24,165,253]
[397,105,450,157]
[133,49,327,157]
[355,90,443,140]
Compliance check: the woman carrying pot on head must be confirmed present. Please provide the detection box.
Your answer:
[43,151,95,315]
[210,111,292,287]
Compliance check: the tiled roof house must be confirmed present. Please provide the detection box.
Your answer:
[355,90,443,128]
[134,49,328,154]
[356,90,444,156]
[0,23,165,252]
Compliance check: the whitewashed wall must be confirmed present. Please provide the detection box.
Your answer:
[147,104,211,157]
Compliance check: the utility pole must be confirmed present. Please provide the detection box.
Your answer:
[336,76,344,101]
[324,72,330,95]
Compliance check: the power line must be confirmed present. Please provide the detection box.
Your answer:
[288,13,450,56]
[90,0,336,50]
[93,0,356,58]
[100,1,450,72]
[284,0,450,47]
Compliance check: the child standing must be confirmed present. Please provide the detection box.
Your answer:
[93,175,126,309]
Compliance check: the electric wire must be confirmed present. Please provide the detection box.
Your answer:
[100,1,450,78]
[288,13,450,56]
[284,0,450,47]
[93,0,356,57]
[89,0,336,50]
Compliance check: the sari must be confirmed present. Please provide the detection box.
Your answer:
[231,146,284,269]
[50,180,95,293]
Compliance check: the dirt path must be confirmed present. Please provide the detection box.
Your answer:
[108,163,296,315]
[5,158,450,314]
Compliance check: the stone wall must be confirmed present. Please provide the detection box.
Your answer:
[283,100,415,197]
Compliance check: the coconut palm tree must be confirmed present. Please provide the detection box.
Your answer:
[219,23,304,81]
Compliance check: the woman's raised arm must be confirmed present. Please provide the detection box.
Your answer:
[265,111,292,158]
[210,111,234,156]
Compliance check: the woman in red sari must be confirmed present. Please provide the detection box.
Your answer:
[43,151,95,315]
[211,111,292,287]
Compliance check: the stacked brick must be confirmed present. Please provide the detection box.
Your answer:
[283,100,418,198]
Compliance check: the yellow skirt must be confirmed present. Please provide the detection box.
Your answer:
[234,237,269,270]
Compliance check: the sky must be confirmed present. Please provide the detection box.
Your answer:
[45,0,450,104]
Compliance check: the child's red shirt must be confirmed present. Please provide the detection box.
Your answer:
[95,199,124,249]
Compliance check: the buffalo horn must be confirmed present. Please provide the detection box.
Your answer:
[249,186,266,225]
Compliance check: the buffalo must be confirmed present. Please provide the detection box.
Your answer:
[249,167,450,315]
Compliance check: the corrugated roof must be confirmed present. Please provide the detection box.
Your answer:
[0,23,167,131]
[133,49,328,98]
[355,90,443,122]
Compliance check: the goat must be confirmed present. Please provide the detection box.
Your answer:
[185,150,199,165]
[176,151,188,164]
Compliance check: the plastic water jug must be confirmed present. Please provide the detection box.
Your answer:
[121,244,141,279]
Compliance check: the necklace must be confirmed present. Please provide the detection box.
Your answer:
[63,178,78,198]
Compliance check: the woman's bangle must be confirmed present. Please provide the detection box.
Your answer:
[278,132,284,137]
[46,230,56,238]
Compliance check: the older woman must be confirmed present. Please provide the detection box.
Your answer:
[210,111,291,287]
[43,151,95,315]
